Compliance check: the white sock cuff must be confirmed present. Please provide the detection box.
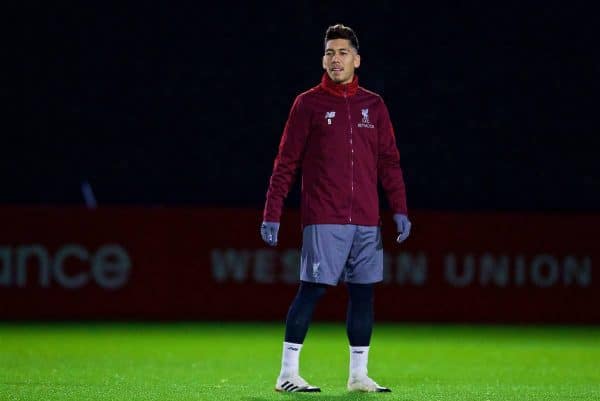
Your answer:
[280,342,303,377]
[284,342,303,352]
[349,346,370,377]
[349,345,370,353]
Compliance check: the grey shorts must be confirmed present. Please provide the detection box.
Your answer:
[300,224,383,286]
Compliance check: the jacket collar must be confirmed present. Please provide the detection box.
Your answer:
[319,72,359,97]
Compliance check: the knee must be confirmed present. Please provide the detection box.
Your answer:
[298,281,328,302]
[347,283,374,303]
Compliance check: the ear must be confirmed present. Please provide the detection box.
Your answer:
[322,55,327,71]
[354,54,361,69]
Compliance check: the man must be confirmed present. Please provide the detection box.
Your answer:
[260,24,411,393]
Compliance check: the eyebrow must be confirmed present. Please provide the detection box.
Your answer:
[325,47,351,53]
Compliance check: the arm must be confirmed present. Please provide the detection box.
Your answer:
[261,96,311,245]
[377,99,407,215]
[377,100,411,243]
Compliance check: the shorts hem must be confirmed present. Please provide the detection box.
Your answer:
[300,278,339,286]
[342,278,383,284]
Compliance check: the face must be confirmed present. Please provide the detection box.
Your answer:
[323,39,360,84]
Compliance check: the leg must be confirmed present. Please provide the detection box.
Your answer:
[275,281,326,392]
[345,226,379,348]
[346,282,374,347]
[276,224,353,392]
[345,227,390,392]
[285,281,328,344]
[346,283,374,382]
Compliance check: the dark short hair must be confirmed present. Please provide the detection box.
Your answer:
[324,24,359,51]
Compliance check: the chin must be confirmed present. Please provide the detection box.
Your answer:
[329,74,344,83]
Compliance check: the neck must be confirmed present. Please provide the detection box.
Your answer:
[320,73,359,97]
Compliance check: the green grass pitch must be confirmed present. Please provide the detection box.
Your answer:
[1,322,599,400]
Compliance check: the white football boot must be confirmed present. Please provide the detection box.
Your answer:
[275,374,321,392]
[347,375,391,392]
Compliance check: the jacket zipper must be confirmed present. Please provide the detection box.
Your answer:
[344,86,354,224]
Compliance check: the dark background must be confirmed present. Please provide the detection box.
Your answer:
[16,2,598,211]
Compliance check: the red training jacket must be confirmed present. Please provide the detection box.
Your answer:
[263,73,408,227]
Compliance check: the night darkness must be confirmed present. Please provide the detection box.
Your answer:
[17,2,598,211]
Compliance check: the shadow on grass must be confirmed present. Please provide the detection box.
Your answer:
[243,393,406,401]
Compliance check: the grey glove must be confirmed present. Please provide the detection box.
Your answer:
[393,214,412,243]
[260,221,280,246]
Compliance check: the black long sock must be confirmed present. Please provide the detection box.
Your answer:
[346,283,374,346]
[284,281,328,344]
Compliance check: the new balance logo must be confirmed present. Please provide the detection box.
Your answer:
[325,111,336,125]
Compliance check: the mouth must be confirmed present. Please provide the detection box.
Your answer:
[330,66,343,72]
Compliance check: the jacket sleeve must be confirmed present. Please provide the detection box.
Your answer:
[263,95,311,222]
[377,99,408,215]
